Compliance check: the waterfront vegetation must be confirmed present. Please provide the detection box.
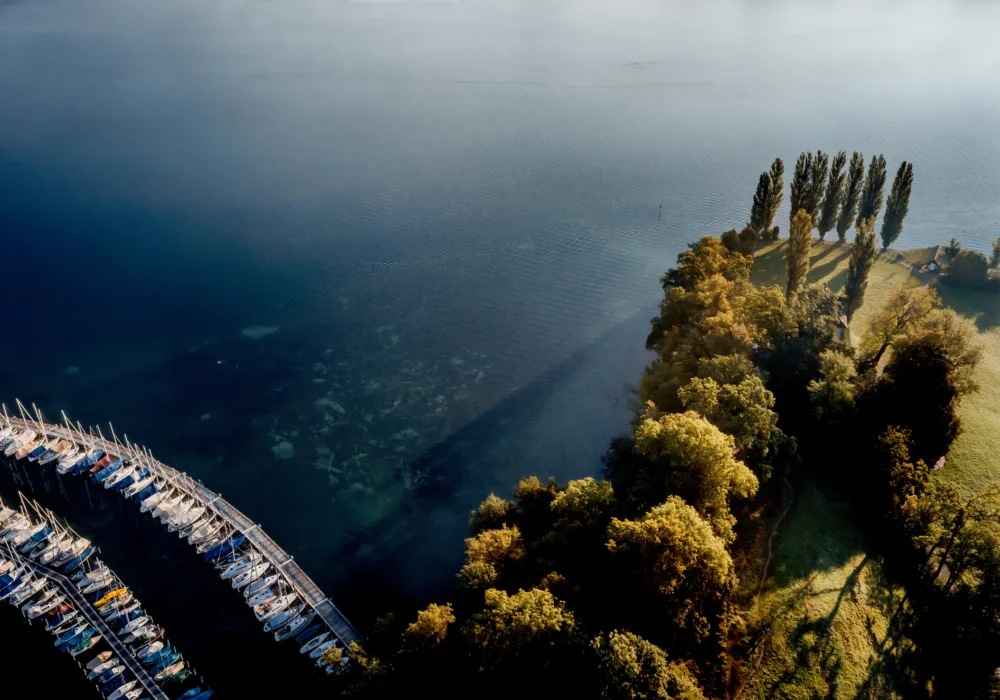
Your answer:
[330,158,1000,698]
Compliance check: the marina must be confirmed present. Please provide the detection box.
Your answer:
[0,402,360,685]
[0,497,201,699]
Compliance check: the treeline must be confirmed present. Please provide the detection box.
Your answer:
[727,150,914,256]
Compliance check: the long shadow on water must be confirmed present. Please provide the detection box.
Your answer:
[331,307,649,622]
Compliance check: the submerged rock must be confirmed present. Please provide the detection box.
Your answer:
[240,325,279,339]
[271,440,294,460]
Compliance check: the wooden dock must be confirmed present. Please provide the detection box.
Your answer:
[0,541,170,700]
[4,415,362,649]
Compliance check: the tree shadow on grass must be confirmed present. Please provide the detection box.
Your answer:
[932,280,1000,332]
[809,249,852,290]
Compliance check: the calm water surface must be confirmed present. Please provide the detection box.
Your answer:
[1,0,999,687]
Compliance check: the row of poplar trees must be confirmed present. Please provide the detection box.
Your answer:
[744,151,914,317]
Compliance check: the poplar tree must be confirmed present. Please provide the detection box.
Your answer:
[786,210,813,300]
[789,152,813,227]
[992,238,1000,270]
[843,217,877,320]
[748,172,771,241]
[817,150,847,240]
[806,150,829,226]
[836,152,865,243]
[857,154,887,227]
[880,161,914,250]
[765,158,784,240]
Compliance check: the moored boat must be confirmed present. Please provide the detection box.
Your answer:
[153,661,186,683]
[219,551,262,580]
[295,622,324,645]
[107,680,138,700]
[85,649,113,671]
[69,633,101,657]
[232,562,270,590]
[205,533,246,563]
[263,604,305,633]
[62,545,97,574]
[136,641,163,661]
[168,506,205,533]
[275,610,316,641]
[27,594,65,619]
[300,631,331,654]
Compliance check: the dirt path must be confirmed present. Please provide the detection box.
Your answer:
[757,476,794,599]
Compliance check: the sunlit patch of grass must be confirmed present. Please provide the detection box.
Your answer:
[741,483,915,700]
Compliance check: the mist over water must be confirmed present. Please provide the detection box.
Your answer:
[1,0,999,686]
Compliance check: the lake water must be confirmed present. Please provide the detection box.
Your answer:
[1,0,999,688]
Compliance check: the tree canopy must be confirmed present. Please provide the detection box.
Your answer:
[880,161,914,250]
[817,150,847,239]
[785,210,812,300]
[842,216,877,320]
[836,152,865,242]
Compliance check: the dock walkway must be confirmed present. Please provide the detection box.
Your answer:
[6,416,362,648]
[0,541,169,700]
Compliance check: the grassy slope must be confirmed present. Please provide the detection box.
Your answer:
[932,283,1000,495]
[741,240,922,699]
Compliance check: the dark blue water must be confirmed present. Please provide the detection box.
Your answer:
[2,0,1000,688]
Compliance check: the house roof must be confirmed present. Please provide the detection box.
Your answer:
[918,245,947,267]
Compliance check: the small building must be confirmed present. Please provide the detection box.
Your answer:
[917,245,948,273]
[835,313,849,341]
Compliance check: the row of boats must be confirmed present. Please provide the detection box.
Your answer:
[1,411,349,674]
[0,499,210,699]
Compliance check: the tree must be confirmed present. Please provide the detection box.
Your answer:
[836,152,865,242]
[875,427,929,524]
[459,525,525,589]
[749,172,772,237]
[631,410,758,541]
[470,494,514,534]
[463,588,576,670]
[880,161,914,250]
[991,237,1000,269]
[786,210,813,300]
[764,158,784,240]
[945,237,962,259]
[905,308,983,396]
[807,350,857,421]
[789,152,813,226]
[660,236,753,292]
[817,150,847,239]
[678,372,780,461]
[591,631,706,700]
[550,477,616,531]
[857,154,887,227]
[876,331,963,463]
[842,216,877,320]
[806,150,829,226]
[860,281,940,366]
[402,603,455,652]
[606,496,734,640]
[945,249,991,290]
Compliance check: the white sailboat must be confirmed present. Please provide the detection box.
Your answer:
[232,562,270,590]
[108,681,138,700]
[275,611,316,641]
[255,593,297,622]
[139,488,170,514]
[300,632,331,655]
[167,506,205,533]
[220,552,262,580]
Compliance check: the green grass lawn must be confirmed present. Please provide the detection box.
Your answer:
[740,482,916,700]
[741,238,1000,698]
